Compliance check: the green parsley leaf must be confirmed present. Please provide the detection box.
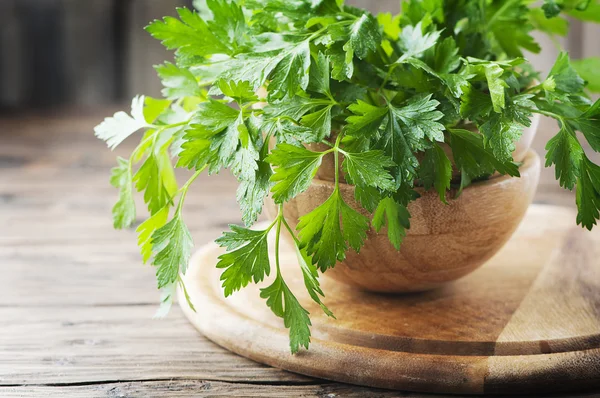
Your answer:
[574,99,600,151]
[194,99,239,130]
[379,111,417,182]
[230,123,260,181]
[344,13,382,60]
[205,0,248,48]
[176,126,214,171]
[373,94,445,182]
[268,144,325,203]
[268,40,312,100]
[110,157,136,229]
[134,149,178,215]
[95,96,148,150]
[154,282,177,319]
[232,120,272,226]
[529,8,569,37]
[144,97,173,124]
[266,96,331,121]
[237,157,272,226]
[301,105,334,141]
[545,122,584,190]
[569,0,600,22]
[449,128,520,185]
[297,189,369,272]
[216,226,271,296]
[391,94,446,143]
[372,197,411,250]
[377,12,401,39]
[466,60,508,113]
[543,0,563,17]
[546,52,585,94]
[479,113,524,162]
[396,22,441,63]
[460,85,493,120]
[260,273,312,354]
[424,36,462,74]
[308,52,332,96]
[576,155,600,230]
[327,42,354,80]
[217,53,281,91]
[156,62,202,100]
[352,185,383,213]
[346,100,388,136]
[543,0,591,18]
[488,0,540,57]
[137,206,170,263]
[192,100,244,166]
[296,246,334,317]
[418,143,452,203]
[151,214,194,289]
[272,120,318,146]
[146,7,230,57]
[342,150,396,192]
[572,57,600,93]
[218,80,259,104]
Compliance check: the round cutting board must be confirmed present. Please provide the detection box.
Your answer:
[179,205,600,395]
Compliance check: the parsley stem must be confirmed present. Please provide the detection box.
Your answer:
[274,205,284,276]
[522,84,543,95]
[487,0,521,29]
[339,11,359,19]
[307,19,353,42]
[149,120,190,130]
[176,166,206,215]
[525,108,564,120]
[333,132,344,192]
[379,64,398,93]
[281,216,302,246]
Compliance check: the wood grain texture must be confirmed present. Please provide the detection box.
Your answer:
[0,381,428,398]
[0,111,597,397]
[181,205,600,395]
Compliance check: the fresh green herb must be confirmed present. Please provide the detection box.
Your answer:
[96,0,600,353]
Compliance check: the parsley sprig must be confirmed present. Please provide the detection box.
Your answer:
[96,0,600,352]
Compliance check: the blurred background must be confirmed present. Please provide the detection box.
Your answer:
[0,0,598,112]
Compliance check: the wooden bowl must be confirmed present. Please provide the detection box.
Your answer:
[267,150,541,293]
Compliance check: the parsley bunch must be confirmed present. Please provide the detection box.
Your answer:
[96,0,600,353]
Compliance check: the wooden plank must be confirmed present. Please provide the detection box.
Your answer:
[2,381,598,398]
[0,305,310,385]
[0,380,429,398]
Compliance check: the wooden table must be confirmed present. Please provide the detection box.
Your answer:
[0,111,595,397]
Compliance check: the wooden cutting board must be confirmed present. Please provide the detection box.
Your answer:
[179,205,600,395]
